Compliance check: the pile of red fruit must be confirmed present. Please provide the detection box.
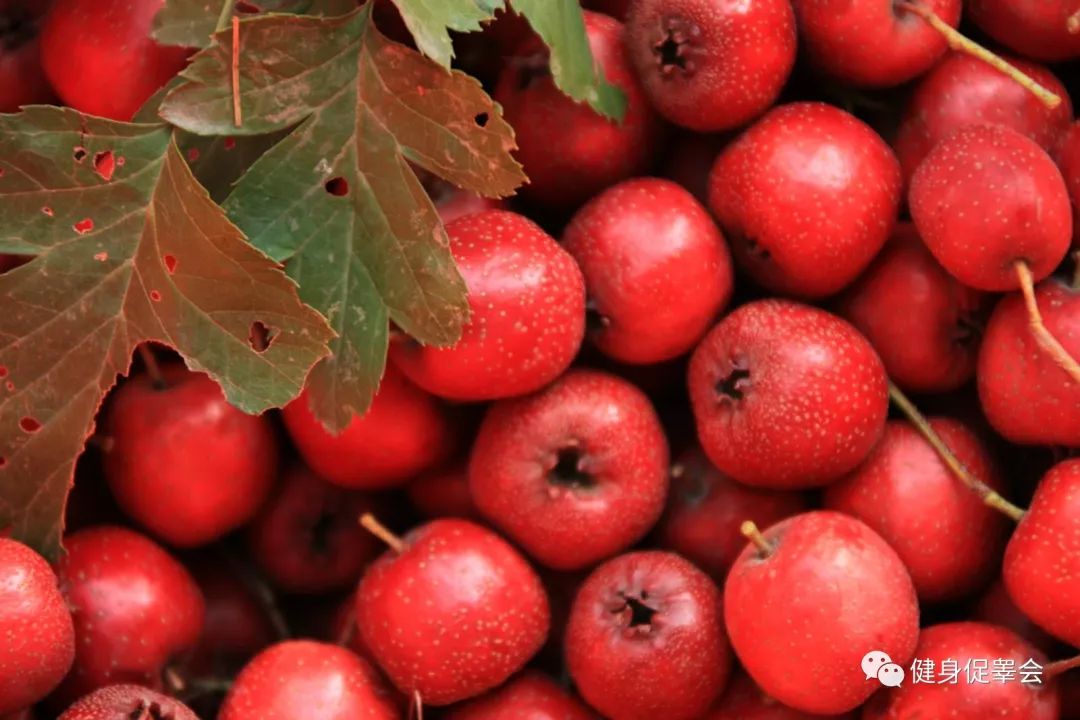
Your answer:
[4,0,1080,718]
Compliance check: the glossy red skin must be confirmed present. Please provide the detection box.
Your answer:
[862,622,1059,719]
[40,0,189,120]
[219,641,399,720]
[625,0,795,132]
[837,223,988,393]
[390,211,585,402]
[445,672,594,720]
[824,419,1008,602]
[688,299,888,488]
[52,526,204,705]
[282,364,455,489]
[103,363,276,547]
[977,279,1080,446]
[494,12,661,210]
[656,445,807,580]
[707,671,855,719]
[406,464,479,521]
[562,178,733,364]
[469,370,669,571]
[566,551,732,720]
[57,685,197,720]
[0,2,54,112]
[1057,122,1080,246]
[895,53,1072,189]
[1004,459,1080,647]
[708,102,901,298]
[909,124,1072,291]
[974,578,1060,655]
[967,0,1080,63]
[791,0,957,87]
[248,466,383,594]
[725,511,919,715]
[185,557,275,675]
[0,538,74,714]
[357,519,550,705]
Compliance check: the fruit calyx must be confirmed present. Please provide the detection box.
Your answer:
[715,363,751,402]
[611,590,660,637]
[653,17,698,76]
[129,700,171,720]
[547,446,597,492]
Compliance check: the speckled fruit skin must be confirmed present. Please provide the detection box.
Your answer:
[562,178,733,364]
[445,671,594,720]
[1057,122,1080,246]
[656,445,806,580]
[624,0,795,132]
[248,466,383,594]
[469,369,669,571]
[57,685,198,720]
[185,557,274,676]
[967,0,1080,63]
[895,53,1072,189]
[494,12,661,210]
[103,363,276,547]
[0,538,74,715]
[390,210,585,402]
[1004,460,1080,648]
[707,671,856,719]
[837,223,988,394]
[708,102,901,298]
[52,526,204,705]
[977,279,1080,447]
[39,0,189,120]
[863,622,1059,719]
[725,511,919,715]
[790,0,958,87]
[688,299,888,488]
[282,364,455,490]
[219,641,399,720]
[909,124,1072,292]
[0,2,55,112]
[406,464,479,521]
[566,551,731,720]
[824,419,1008,602]
[357,519,549,705]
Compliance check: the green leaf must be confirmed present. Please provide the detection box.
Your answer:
[510,0,626,120]
[0,107,334,560]
[387,0,502,68]
[159,6,524,431]
[152,0,357,48]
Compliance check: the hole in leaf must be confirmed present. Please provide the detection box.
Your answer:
[94,252,108,262]
[73,218,94,234]
[163,255,177,273]
[474,112,489,127]
[248,321,276,352]
[0,457,6,469]
[324,177,349,196]
[19,417,41,433]
[149,290,162,302]
[41,206,53,216]
[0,168,5,178]
[0,366,6,378]
[187,148,201,163]
[116,156,126,167]
[5,382,13,392]
[73,146,87,162]
[93,150,115,181]
[223,137,237,150]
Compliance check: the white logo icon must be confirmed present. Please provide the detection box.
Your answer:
[862,650,906,687]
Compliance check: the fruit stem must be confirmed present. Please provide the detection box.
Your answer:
[360,513,405,553]
[1015,261,1080,386]
[408,689,424,720]
[221,546,290,640]
[740,520,774,558]
[137,344,166,389]
[335,607,357,647]
[164,666,186,694]
[896,1,1062,109]
[1045,654,1080,678]
[231,16,243,128]
[888,382,1026,522]
[1073,250,1080,289]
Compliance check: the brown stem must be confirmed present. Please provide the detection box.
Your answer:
[740,520,774,558]
[163,666,186,694]
[231,16,243,127]
[1045,654,1080,678]
[1015,261,1080,386]
[409,689,424,720]
[137,344,165,389]
[360,513,405,553]
[335,606,357,647]
[897,1,1062,109]
[1073,250,1080,289]
[888,382,1026,521]
[178,677,234,702]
